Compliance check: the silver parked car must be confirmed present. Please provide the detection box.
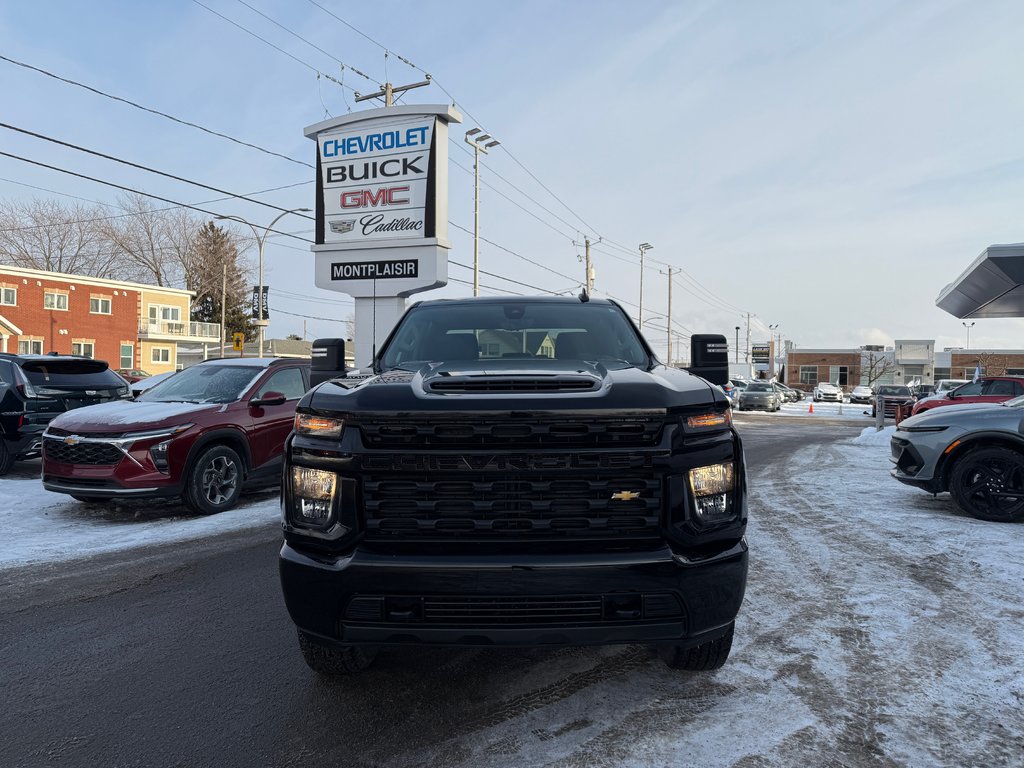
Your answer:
[891,396,1024,521]
[849,385,874,404]
[737,381,782,412]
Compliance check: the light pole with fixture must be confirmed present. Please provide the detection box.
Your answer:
[465,128,501,296]
[962,321,975,350]
[638,242,653,326]
[216,208,311,356]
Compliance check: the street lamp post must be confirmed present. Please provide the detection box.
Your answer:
[216,208,311,356]
[465,129,501,296]
[962,321,975,350]
[638,243,653,326]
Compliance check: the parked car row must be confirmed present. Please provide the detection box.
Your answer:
[1,352,311,515]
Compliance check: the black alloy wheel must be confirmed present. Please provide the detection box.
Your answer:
[183,444,243,515]
[949,446,1024,522]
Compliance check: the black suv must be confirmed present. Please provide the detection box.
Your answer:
[0,354,129,474]
[280,296,748,675]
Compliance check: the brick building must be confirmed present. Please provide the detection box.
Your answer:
[0,266,219,374]
[785,349,864,390]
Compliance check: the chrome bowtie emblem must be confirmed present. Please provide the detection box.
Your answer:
[63,435,83,446]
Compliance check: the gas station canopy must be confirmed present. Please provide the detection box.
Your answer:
[936,243,1024,319]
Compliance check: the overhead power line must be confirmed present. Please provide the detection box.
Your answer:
[0,53,311,169]
[0,149,312,243]
[0,122,315,221]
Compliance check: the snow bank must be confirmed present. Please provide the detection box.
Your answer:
[852,425,896,445]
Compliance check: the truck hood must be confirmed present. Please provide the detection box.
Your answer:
[47,400,222,434]
[306,360,726,413]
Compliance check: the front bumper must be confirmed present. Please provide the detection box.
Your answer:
[280,540,748,647]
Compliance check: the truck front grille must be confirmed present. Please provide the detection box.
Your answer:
[362,466,661,541]
[358,414,665,449]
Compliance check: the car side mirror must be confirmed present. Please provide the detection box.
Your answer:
[251,391,287,407]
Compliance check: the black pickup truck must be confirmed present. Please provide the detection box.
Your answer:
[279,296,747,675]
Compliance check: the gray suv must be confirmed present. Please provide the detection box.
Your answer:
[890,397,1024,521]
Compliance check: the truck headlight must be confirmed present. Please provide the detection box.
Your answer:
[291,466,337,525]
[295,413,344,439]
[689,462,735,522]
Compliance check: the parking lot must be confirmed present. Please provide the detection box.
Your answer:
[3,417,1022,767]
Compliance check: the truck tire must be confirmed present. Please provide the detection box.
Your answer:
[659,622,734,671]
[949,446,1024,522]
[298,630,377,675]
[183,445,243,515]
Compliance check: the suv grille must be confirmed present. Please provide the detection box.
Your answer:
[43,438,123,466]
[358,414,665,449]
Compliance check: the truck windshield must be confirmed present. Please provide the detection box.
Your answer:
[380,301,650,369]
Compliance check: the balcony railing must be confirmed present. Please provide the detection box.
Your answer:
[139,320,221,340]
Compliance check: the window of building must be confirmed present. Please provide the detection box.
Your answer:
[538,343,554,358]
[71,341,95,358]
[90,296,112,314]
[148,304,181,323]
[43,292,68,310]
[18,338,43,355]
[481,342,500,358]
[799,366,818,386]
[0,287,16,306]
[1005,368,1024,376]
[933,367,951,380]
[828,365,849,386]
[120,344,134,370]
[962,367,985,379]
[151,347,172,363]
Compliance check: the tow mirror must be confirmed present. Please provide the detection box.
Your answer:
[251,391,287,407]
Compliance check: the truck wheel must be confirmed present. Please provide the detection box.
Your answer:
[949,446,1024,522]
[297,630,377,675]
[183,445,243,515]
[659,622,734,671]
[0,440,14,476]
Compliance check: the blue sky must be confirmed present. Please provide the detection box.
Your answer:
[2,0,1024,356]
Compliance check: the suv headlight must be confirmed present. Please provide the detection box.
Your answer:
[295,413,344,439]
[689,462,735,523]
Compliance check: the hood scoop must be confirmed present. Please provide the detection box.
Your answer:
[426,374,600,394]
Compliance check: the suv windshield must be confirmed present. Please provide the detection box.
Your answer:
[379,301,650,369]
[877,386,911,396]
[139,365,261,404]
[19,359,124,389]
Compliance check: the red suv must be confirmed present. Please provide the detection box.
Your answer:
[42,357,310,514]
[910,376,1024,416]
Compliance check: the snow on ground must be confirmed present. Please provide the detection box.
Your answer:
[0,460,280,571]
[736,397,877,420]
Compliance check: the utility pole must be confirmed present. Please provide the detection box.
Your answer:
[735,326,740,364]
[355,78,432,107]
[585,238,593,293]
[220,262,226,358]
[638,243,654,326]
[465,128,501,296]
[768,323,779,377]
[663,267,676,366]
[745,313,751,365]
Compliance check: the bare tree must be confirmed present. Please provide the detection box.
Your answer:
[0,198,119,277]
[863,351,897,387]
[97,193,200,286]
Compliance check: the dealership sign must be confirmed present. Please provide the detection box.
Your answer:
[304,105,461,367]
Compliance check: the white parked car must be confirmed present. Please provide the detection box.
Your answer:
[812,382,844,402]
[934,379,970,396]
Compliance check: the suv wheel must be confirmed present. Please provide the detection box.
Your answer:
[659,622,734,671]
[0,440,14,476]
[297,630,377,675]
[950,446,1024,522]
[184,445,243,515]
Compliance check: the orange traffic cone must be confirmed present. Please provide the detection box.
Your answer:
[808,402,814,414]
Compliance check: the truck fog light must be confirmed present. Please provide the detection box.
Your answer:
[150,439,172,473]
[689,463,735,522]
[291,467,336,525]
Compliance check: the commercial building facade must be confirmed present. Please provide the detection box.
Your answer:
[0,266,219,374]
